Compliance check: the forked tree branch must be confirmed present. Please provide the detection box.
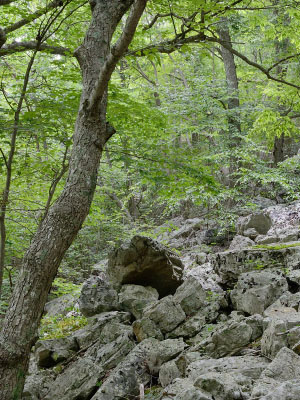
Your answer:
[87,0,148,112]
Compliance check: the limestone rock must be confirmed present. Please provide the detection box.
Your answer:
[73,311,131,348]
[79,275,119,317]
[118,284,159,319]
[160,378,211,400]
[173,276,226,320]
[35,337,78,368]
[107,235,184,297]
[212,246,300,286]
[230,270,288,315]
[251,347,300,399]
[261,306,300,358]
[132,317,164,342]
[44,294,78,317]
[195,315,263,358]
[142,295,186,334]
[90,338,186,400]
[229,235,255,251]
[237,212,272,235]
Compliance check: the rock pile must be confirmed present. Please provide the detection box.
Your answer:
[23,221,300,399]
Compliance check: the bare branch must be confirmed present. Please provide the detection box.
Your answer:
[87,0,148,112]
[267,53,300,73]
[0,40,72,57]
[4,0,72,35]
[206,36,300,90]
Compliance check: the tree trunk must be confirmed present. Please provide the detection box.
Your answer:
[0,1,137,397]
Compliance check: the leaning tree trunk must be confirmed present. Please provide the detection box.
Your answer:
[0,0,148,397]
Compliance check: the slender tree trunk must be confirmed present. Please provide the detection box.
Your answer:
[218,18,241,187]
[0,1,146,397]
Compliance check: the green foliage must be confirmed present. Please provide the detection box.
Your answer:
[39,314,87,340]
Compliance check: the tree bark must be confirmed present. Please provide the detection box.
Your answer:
[0,0,148,398]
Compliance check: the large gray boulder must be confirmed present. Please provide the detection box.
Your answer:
[161,378,211,400]
[90,338,186,400]
[35,336,78,368]
[229,235,255,251]
[118,284,159,319]
[107,235,184,297]
[230,270,288,315]
[261,306,300,358]
[44,330,135,400]
[251,347,300,399]
[212,245,300,286]
[194,314,263,358]
[173,276,226,319]
[78,275,119,317]
[44,294,78,317]
[237,212,272,236]
[72,311,131,348]
[141,295,186,334]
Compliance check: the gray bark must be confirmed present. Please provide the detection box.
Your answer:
[0,0,146,398]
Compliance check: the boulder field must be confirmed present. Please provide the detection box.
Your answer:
[23,203,300,399]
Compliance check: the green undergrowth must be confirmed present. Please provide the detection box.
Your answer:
[253,242,300,251]
[39,313,87,340]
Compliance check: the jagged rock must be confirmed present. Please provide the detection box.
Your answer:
[35,336,78,368]
[160,378,211,400]
[237,212,272,236]
[23,369,55,399]
[44,294,78,317]
[44,330,135,400]
[118,284,159,319]
[261,306,300,358]
[212,246,300,286]
[230,270,288,315]
[107,235,184,297]
[166,312,206,339]
[278,227,299,243]
[159,359,182,387]
[169,218,202,239]
[183,262,223,290]
[194,314,263,358]
[90,338,186,400]
[187,355,269,382]
[188,355,269,400]
[251,347,300,399]
[173,276,226,321]
[132,317,164,342]
[142,295,186,334]
[255,234,279,245]
[243,228,259,239]
[264,292,300,315]
[79,275,119,317]
[73,311,131,348]
[229,235,255,251]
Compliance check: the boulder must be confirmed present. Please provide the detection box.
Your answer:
[166,312,206,339]
[35,336,78,368]
[142,295,186,334]
[44,294,78,317]
[195,314,263,358]
[161,378,211,400]
[107,235,184,297]
[237,212,272,235]
[261,306,300,358]
[118,284,159,319]
[173,276,226,319]
[230,270,288,315]
[90,338,186,400]
[132,317,164,342]
[23,369,55,400]
[44,330,135,400]
[79,275,119,317]
[251,347,300,399]
[229,235,255,251]
[212,245,300,286]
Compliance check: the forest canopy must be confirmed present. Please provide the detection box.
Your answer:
[1,0,300,396]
